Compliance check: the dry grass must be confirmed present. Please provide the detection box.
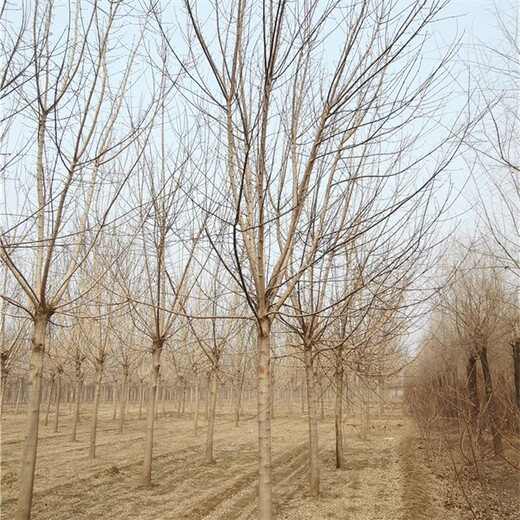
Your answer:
[0,402,483,519]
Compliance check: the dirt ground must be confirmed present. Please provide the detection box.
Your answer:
[1,403,517,519]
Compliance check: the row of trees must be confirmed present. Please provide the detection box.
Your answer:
[406,0,519,509]
[407,249,518,458]
[1,0,496,519]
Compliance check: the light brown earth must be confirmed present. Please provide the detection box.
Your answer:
[0,403,515,519]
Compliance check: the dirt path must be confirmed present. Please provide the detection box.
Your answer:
[1,406,455,519]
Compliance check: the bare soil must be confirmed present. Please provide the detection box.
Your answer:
[1,403,516,519]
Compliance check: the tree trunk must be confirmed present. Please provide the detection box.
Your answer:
[118,366,129,433]
[193,380,200,436]
[205,362,219,464]
[235,368,245,427]
[257,318,273,520]
[112,382,118,420]
[512,338,520,413]
[270,360,275,421]
[15,311,49,520]
[0,364,8,418]
[377,377,384,420]
[478,346,503,455]
[139,380,144,420]
[466,354,480,427]
[70,378,83,442]
[89,356,104,459]
[142,340,162,487]
[335,353,344,469]
[15,377,23,414]
[319,380,325,420]
[303,342,320,497]
[44,376,55,426]
[53,372,62,433]
[70,359,83,442]
[360,379,370,441]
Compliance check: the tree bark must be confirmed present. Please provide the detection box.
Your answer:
[70,369,83,442]
[466,354,480,427]
[193,380,200,436]
[15,377,23,414]
[257,318,272,520]
[112,382,118,420]
[205,361,218,464]
[234,367,245,427]
[288,380,293,415]
[118,365,129,433]
[360,379,370,441]
[44,375,55,426]
[0,362,8,418]
[142,340,162,487]
[89,356,104,459]
[377,377,384,420]
[335,353,344,469]
[53,371,62,433]
[478,346,503,455]
[15,311,50,520]
[139,379,144,420]
[304,342,320,496]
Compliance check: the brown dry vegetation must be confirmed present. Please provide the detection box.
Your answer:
[3,401,511,520]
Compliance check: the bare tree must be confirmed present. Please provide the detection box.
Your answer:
[122,121,204,486]
[471,2,520,416]
[440,252,514,455]
[163,1,463,516]
[0,2,159,516]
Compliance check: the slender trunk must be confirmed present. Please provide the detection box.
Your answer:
[15,378,23,414]
[257,318,272,520]
[112,382,118,420]
[0,365,8,418]
[162,386,166,416]
[478,346,503,455]
[155,383,161,420]
[70,374,83,441]
[142,340,162,487]
[230,377,236,414]
[512,339,520,413]
[288,381,293,415]
[205,361,218,464]
[139,380,144,420]
[319,380,325,420]
[270,361,275,421]
[360,379,370,441]
[467,354,480,428]
[53,372,62,433]
[193,380,200,436]
[89,357,104,459]
[118,366,129,433]
[44,376,55,426]
[304,342,320,497]
[235,369,245,427]
[15,311,50,520]
[70,359,83,442]
[335,354,344,469]
[377,377,384,420]
[176,385,182,418]
[204,372,210,421]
